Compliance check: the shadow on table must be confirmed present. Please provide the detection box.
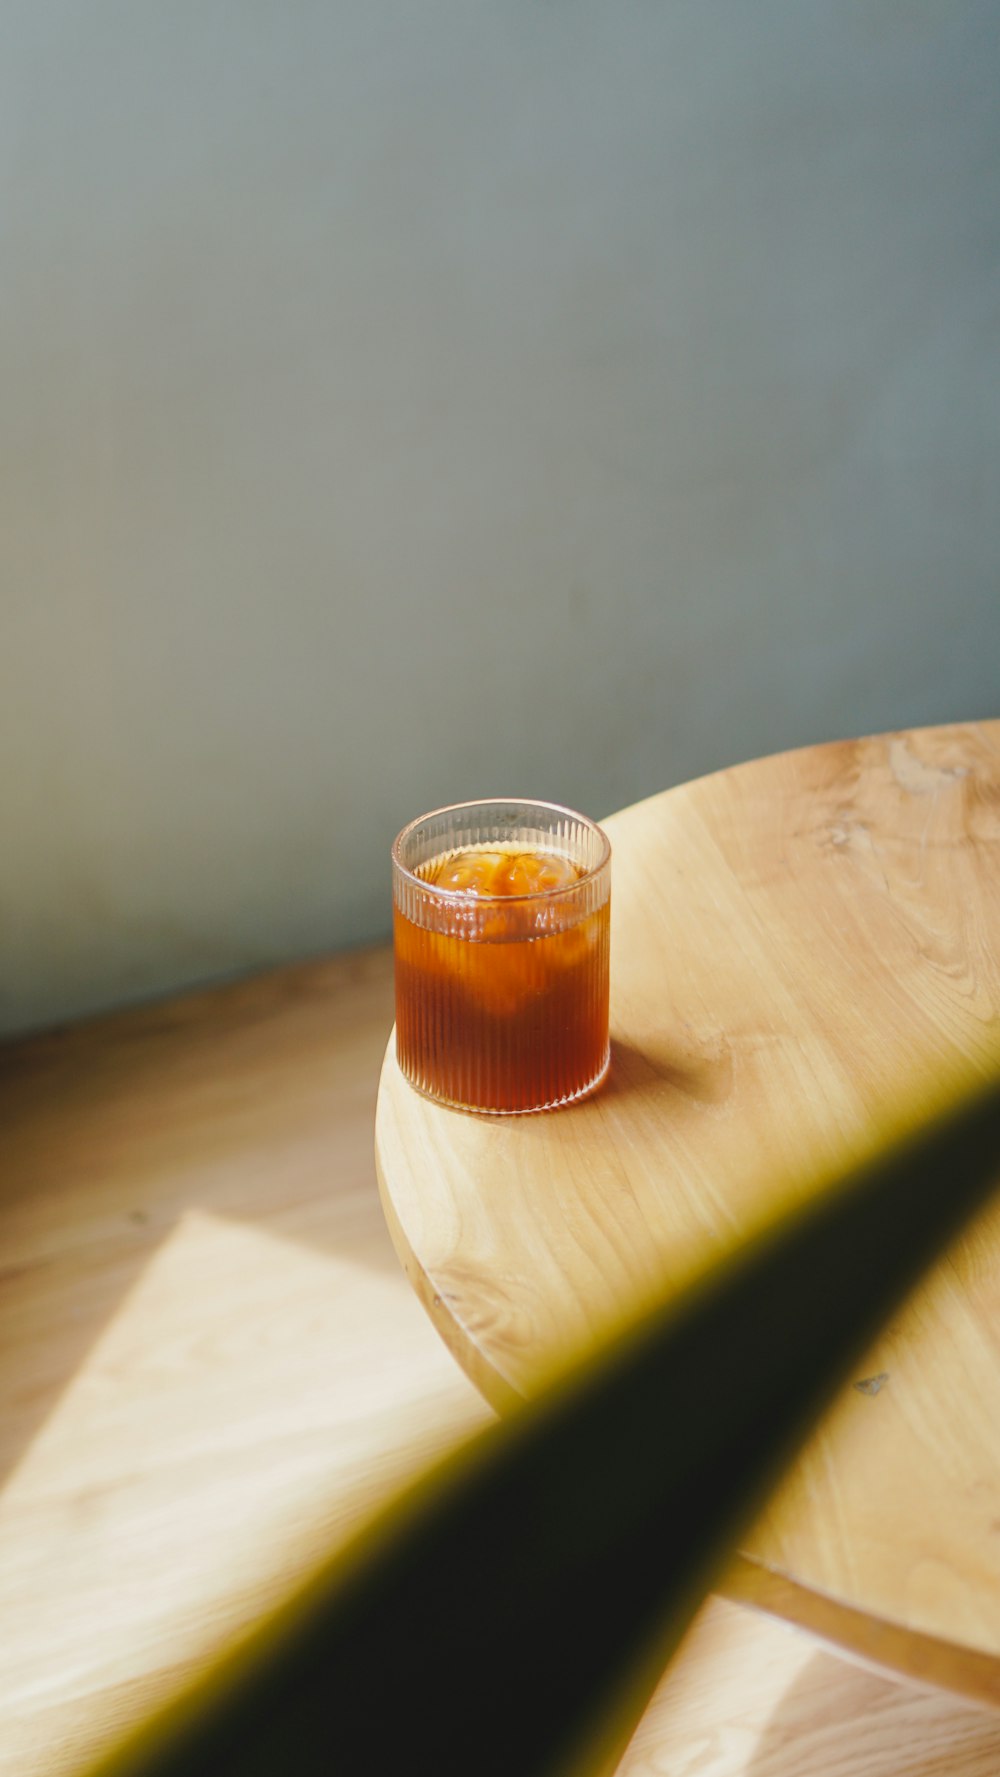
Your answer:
[603,1035,737,1109]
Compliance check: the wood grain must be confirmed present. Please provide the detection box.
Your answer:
[2,927,999,1774]
[0,950,492,1776]
[620,1597,1000,1777]
[375,721,1000,1702]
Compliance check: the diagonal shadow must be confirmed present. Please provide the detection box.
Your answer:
[0,948,400,1494]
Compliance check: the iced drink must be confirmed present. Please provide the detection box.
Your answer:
[392,803,611,1114]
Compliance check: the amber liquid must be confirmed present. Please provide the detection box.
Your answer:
[394,847,610,1114]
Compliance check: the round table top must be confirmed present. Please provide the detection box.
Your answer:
[375,721,1000,1703]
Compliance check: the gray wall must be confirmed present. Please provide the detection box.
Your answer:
[3,2,998,1036]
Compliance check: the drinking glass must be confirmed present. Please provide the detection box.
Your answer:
[392,798,611,1114]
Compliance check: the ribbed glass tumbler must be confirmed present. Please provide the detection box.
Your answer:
[392,799,611,1114]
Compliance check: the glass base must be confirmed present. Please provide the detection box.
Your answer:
[395,1037,611,1117]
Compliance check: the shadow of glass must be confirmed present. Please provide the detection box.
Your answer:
[600,1033,736,1109]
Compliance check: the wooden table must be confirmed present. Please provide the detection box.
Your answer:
[3,837,1000,1777]
[376,721,1000,1705]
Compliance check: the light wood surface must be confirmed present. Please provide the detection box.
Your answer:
[2,937,1000,1774]
[0,951,492,1775]
[376,720,1000,1704]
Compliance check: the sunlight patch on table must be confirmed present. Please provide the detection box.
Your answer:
[0,1208,488,1767]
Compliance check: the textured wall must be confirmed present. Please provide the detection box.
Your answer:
[2,2,998,1034]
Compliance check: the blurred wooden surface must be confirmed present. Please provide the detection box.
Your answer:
[376,720,1000,1703]
[3,930,1000,1777]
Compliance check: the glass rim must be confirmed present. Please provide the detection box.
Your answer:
[391,797,612,905]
